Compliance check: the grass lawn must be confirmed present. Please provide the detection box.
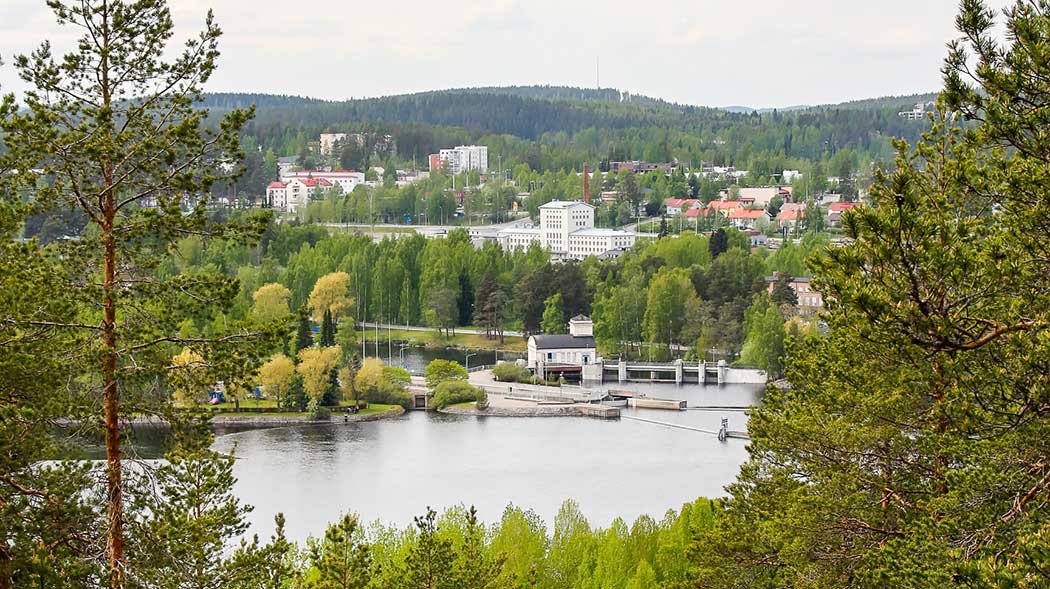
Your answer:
[448,401,478,410]
[378,328,527,352]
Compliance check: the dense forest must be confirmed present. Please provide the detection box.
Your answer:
[206,86,936,198]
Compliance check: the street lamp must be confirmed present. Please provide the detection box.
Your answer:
[465,352,477,373]
[399,343,410,368]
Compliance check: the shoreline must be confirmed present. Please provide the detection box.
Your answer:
[439,404,619,419]
[101,406,408,428]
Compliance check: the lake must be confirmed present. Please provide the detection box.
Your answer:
[211,381,762,543]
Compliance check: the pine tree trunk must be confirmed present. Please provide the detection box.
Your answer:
[103,183,124,589]
[100,15,124,579]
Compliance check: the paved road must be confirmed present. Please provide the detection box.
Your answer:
[358,322,525,338]
[321,217,529,237]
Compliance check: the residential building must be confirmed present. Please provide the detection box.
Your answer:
[436,145,489,174]
[898,102,931,120]
[776,208,806,230]
[766,273,823,313]
[428,153,443,172]
[280,169,364,194]
[319,133,348,156]
[705,199,743,216]
[781,170,802,183]
[496,200,636,260]
[664,198,699,216]
[827,201,860,226]
[527,315,597,372]
[267,177,332,213]
[277,156,298,176]
[727,208,771,230]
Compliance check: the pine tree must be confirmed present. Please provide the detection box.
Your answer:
[2,2,275,586]
[296,306,314,354]
[307,515,372,589]
[407,508,456,589]
[708,228,729,259]
[320,309,336,347]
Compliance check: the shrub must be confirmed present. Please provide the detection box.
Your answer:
[307,398,331,420]
[492,362,531,383]
[364,382,413,410]
[425,359,468,389]
[430,380,487,410]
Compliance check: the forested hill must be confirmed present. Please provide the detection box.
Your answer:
[203,87,940,175]
[202,89,734,141]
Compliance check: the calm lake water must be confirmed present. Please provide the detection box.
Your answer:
[211,380,762,543]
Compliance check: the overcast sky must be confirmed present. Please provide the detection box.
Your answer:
[0,0,963,108]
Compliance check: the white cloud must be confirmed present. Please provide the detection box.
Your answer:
[1,0,962,108]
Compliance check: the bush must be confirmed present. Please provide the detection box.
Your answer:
[492,362,531,383]
[430,380,487,410]
[364,382,412,410]
[307,398,331,420]
[425,359,468,389]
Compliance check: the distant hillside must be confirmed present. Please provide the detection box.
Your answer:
[203,86,938,180]
[204,89,739,141]
[809,92,939,112]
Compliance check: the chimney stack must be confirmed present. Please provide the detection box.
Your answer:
[583,165,590,204]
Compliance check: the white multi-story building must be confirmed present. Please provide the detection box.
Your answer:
[438,145,488,174]
[280,170,364,194]
[319,133,348,156]
[267,177,332,213]
[898,102,931,121]
[497,200,635,260]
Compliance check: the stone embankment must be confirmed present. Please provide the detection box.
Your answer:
[440,404,618,419]
[212,407,406,426]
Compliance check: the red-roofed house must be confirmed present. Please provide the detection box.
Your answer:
[827,201,860,227]
[705,199,743,216]
[776,208,806,230]
[665,198,700,216]
[727,208,771,230]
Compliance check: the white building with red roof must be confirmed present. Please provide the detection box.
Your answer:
[705,199,743,216]
[281,169,364,193]
[775,207,806,230]
[727,208,771,230]
[267,177,333,213]
[827,201,860,226]
[664,198,700,216]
